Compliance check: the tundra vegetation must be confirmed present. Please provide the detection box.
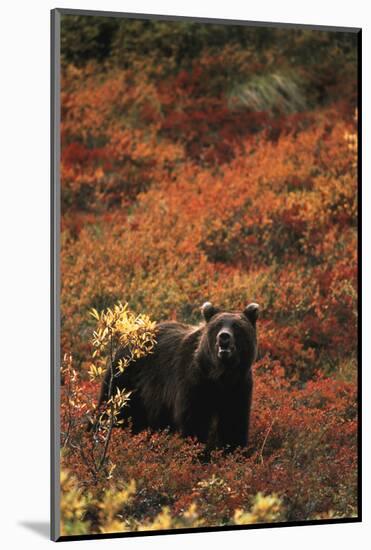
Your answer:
[59,17,358,536]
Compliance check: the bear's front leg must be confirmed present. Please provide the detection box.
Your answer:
[175,390,213,445]
[217,381,253,451]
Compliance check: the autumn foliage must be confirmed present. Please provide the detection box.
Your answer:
[59,19,358,536]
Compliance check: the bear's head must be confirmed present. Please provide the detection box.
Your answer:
[199,301,259,374]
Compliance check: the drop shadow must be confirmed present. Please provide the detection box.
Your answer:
[18,521,49,539]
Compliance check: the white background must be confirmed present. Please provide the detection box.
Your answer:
[0,0,368,547]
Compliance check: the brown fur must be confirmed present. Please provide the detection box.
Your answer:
[98,302,259,450]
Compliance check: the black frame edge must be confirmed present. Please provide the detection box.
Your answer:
[55,7,360,33]
[356,27,362,523]
[56,517,361,542]
[51,7,61,543]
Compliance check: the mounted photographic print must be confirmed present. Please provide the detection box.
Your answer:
[51,8,361,542]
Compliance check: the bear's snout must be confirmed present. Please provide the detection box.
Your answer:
[216,328,236,359]
[218,330,233,348]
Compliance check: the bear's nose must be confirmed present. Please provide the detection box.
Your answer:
[218,331,232,349]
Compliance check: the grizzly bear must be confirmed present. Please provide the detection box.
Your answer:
[97,301,259,450]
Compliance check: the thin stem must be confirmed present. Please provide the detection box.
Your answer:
[259,416,276,464]
[98,329,115,471]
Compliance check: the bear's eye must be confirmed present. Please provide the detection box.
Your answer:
[231,322,247,339]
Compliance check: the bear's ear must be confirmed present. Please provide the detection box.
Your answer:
[201,302,219,322]
[243,303,260,325]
